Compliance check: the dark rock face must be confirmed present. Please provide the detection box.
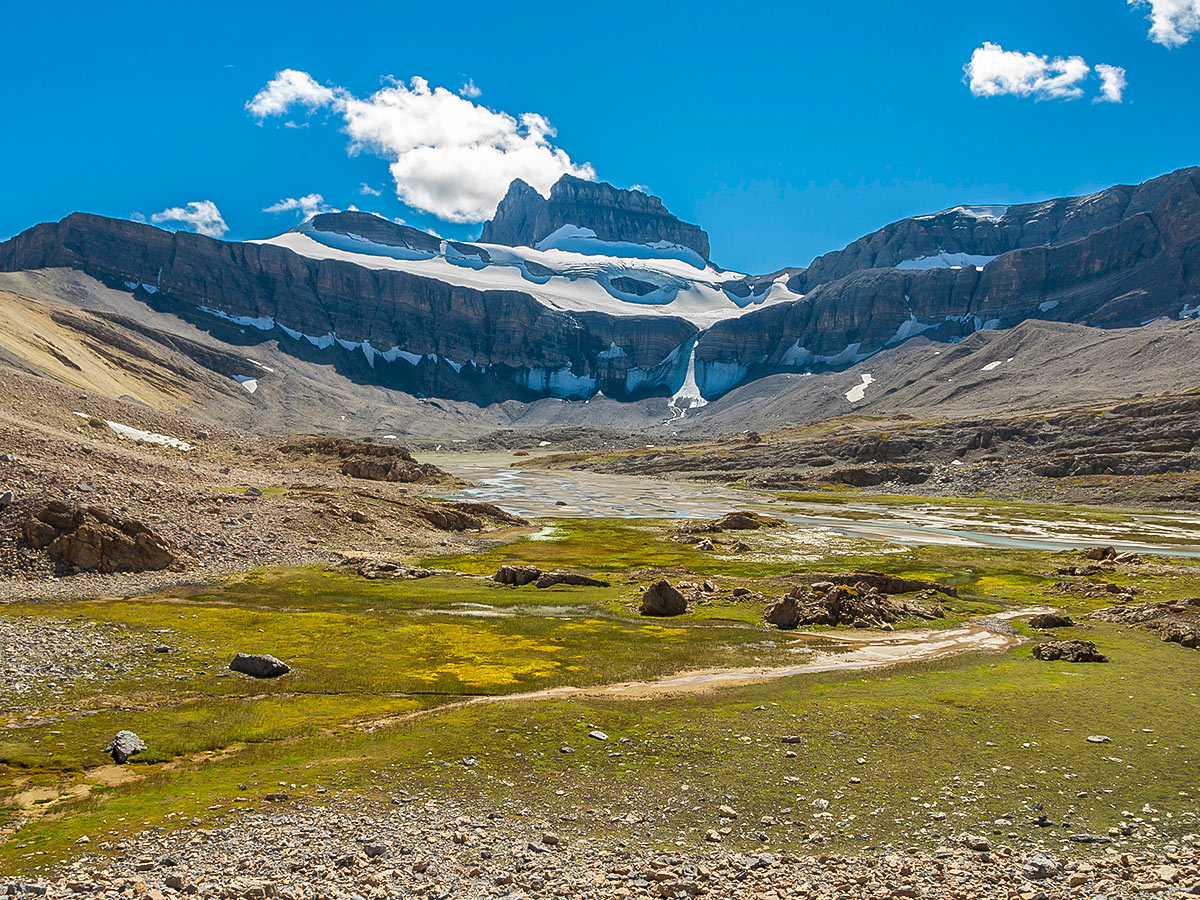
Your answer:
[23,501,175,573]
[481,176,711,261]
[230,653,291,678]
[696,167,1200,398]
[790,169,1198,292]
[640,579,687,616]
[104,730,148,764]
[1031,640,1108,663]
[0,213,697,404]
[304,212,441,254]
[2,167,1198,406]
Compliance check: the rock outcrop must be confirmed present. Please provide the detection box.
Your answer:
[533,572,610,589]
[1031,640,1108,663]
[481,176,711,261]
[281,437,446,483]
[1028,613,1075,629]
[685,511,786,533]
[22,501,175,573]
[765,582,944,630]
[493,564,543,586]
[1089,597,1200,650]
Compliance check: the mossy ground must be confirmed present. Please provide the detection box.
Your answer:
[3,519,1198,874]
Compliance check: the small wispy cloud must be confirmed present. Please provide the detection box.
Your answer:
[964,43,1126,103]
[1095,64,1128,103]
[459,79,482,99]
[1128,0,1200,47]
[150,200,229,238]
[263,193,333,218]
[359,183,382,197]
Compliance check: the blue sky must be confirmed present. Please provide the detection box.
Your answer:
[2,1,1197,272]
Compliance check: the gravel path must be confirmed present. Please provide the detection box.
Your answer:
[9,799,1197,899]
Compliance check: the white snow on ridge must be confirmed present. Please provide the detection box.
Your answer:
[895,252,999,271]
[231,375,259,394]
[533,225,707,268]
[74,412,194,451]
[845,374,875,404]
[255,226,800,327]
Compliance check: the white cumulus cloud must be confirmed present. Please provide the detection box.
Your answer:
[965,42,1092,100]
[246,69,338,118]
[1095,64,1128,103]
[263,193,334,218]
[459,79,481,99]
[150,200,229,238]
[1129,0,1200,47]
[246,69,595,223]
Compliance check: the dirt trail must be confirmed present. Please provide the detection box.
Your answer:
[358,607,1055,730]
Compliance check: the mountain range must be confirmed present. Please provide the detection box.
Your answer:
[0,165,1197,426]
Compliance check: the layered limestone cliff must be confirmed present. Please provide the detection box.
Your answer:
[480,175,711,261]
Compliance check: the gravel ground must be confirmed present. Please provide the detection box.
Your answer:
[0,366,506,603]
[5,799,1197,899]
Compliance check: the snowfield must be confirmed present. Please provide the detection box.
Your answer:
[257,225,802,327]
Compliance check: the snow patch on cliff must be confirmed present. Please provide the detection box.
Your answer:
[845,374,875,404]
[896,252,998,270]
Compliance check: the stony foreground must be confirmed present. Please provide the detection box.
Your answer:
[7,801,1198,899]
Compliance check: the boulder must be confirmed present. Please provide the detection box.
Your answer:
[22,501,175,573]
[1031,640,1108,663]
[534,572,610,589]
[1084,546,1118,561]
[0,489,13,509]
[640,580,687,617]
[766,582,944,630]
[1028,613,1075,629]
[104,730,147,764]
[493,564,542,586]
[229,653,291,678]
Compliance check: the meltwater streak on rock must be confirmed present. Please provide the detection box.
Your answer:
[431,457,1200,556]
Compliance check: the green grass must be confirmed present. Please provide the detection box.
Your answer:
[5,620,1196,872]
[4,519,1200,875]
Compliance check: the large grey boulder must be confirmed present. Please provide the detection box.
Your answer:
[104,730,147,764]
[640,580,687,617]
[230,652,291,678]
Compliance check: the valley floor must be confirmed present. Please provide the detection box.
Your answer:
[1,378,1199,897]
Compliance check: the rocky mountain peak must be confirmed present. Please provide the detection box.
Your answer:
[480,175,711,262]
